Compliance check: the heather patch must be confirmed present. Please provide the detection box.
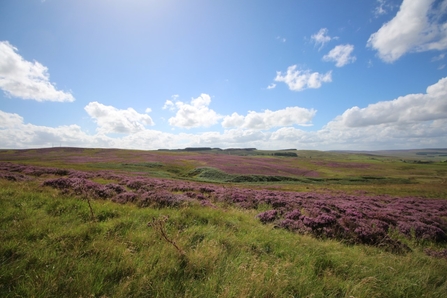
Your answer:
[3,181,446,298]
[0,162,70,177]
[2,160,447,250]
[0,170,29,182]
[36,168,447,247]
[41,178,122,199]
[424,248,447,259]
[2,151,447,297]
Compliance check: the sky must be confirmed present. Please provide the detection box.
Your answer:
[1,0,447,151]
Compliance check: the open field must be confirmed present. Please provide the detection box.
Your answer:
[1,147,447,297]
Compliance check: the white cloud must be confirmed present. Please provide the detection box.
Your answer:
[323,44,356,67]
[195,129,269,147]
[274,65,332,91]
[84,102,154,134]
[0,41,74,102]
[1,108,447,151]
[162,100,175,110]
[221,112,245,128]
[374,0,387,16]
[165,93,222,128]
[368,0,447,63]
[374,0,393,17]
[334,76,447,127]
[0,111,111,149]
[432,53,445,61]
[222,107,316,130]
[2,78,447,151]
[0,110,24,127]
[267,83,276,89]
[276,36,286,43]
[319,119,447,150]
[311,28,336,50]
[116,129,182,150]
[162,95,179,111]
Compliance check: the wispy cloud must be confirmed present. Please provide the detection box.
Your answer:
[0,41,74,102]
[431,53,445,61]
[323,44,356,67]
[276,36,286,43]
[311,28,337,51]
[373,0,393,17]
[274,65,332,91]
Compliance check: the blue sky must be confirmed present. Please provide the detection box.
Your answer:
[1,0,447,150]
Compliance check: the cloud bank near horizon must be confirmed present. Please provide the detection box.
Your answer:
[1,76,446,150]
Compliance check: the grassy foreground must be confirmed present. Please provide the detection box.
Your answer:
[1,179,447,298]
[1,147,447,297]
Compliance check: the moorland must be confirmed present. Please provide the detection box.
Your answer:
[1,147,447,297]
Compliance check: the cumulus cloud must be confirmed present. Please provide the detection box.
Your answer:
[311,28,336,50]
[0,110,24,127]
[0,110,111,149]
[222,107,316,130]
[221,113,245,128]
[319,119,447,150]
[2,77,447,151]
[0,41,74,102]
[274,65,332,91]
[368,0,447,63]
[334,76,447,127]
[84,102,154,134]
[323,44,356,67]
[162,100,175,110]
[193,129,270,147]
[114,129,182,150]
[165,93,222,128]
[1,109,447,151]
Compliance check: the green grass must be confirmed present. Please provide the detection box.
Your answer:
[1,180,447,297]
[1,148,446,198]
[1,148,447,296]
[186,166,414,186]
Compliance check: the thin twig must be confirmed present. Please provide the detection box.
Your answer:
[148,216,185,256]
[85,196,95,221]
